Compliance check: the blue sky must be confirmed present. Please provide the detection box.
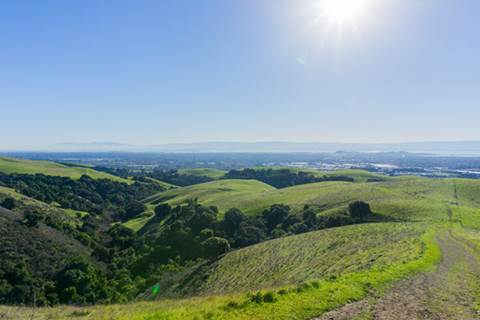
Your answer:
[1,0,479,149]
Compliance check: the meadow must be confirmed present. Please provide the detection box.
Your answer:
[0,157,129,183]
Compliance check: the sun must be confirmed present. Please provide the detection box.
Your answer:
[317,0,371,26]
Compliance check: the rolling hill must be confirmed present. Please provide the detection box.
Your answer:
[177,168,227,179]
[143,179,276,215]
[2,161,480,319]
[0,156,129,183]
[140,174,475,222]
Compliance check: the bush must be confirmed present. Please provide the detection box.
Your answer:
[271,228,287,239]
[23,210,43,227]
[249,292,264,304]
[348,201,372,222]
[289,222,309,234]
[1,197,15,210]
[263,291,276,303]
[154,203,171,220]
[222,208,246,237]
[201,237,230,258]
[262,204,290,230]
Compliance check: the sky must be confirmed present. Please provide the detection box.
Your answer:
[1,0,479,150]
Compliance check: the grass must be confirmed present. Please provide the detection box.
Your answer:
[184,223,429,296]
[142,179,276,217]
[0,223,441,320]
[254,166,389,182]
[4,166,480,319]
[177,168,227,179]
[0,156,130,183]
[143,174,480,218]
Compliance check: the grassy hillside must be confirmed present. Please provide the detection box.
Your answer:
[0,185,89,222]
[2,223,441,320]
[143,174,473,218]
[143,179,276,215]
[4,167,480,319]
[163,222,428,296]
[255,166,388,182]
[177,168,227,179]
[132,173,480,234]
[0,157,130,183]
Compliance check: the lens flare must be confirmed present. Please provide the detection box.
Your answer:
[316,0,372,32]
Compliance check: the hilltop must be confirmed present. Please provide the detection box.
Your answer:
[0,156,130,183]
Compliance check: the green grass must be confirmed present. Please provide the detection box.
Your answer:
[143,179,276,216]
[4,165,480,319]
[144,174,480,218]
[177,168,227,179]
[144,177,178,189]
[1,223,441,320]
[254,166,389,182]
[132,173,480,232]
[0,157,130,183]
[183,222,429,296]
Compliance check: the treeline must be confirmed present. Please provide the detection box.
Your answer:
[0,173,163,221]
[146,170,214,186]
[137,200,374,275]
[96,167,357,189]
[224,168,354,188]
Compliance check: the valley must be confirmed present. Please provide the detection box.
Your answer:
[0,156,479,319]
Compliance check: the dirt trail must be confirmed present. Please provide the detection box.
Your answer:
[315,231,480,320]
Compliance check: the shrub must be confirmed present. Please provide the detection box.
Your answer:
[1,197,15,210]
[249,292,264,304]
[154,203,172,220]
[348,201,372,222]
[263,291,276,303]
[23,210,43,227]
[201,237,230,258]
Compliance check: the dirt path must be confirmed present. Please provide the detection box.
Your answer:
[314,231,480,320]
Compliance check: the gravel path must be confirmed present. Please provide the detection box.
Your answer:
[314,231,480,320]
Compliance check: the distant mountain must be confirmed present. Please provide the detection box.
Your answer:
[35,141,480,155]
[45,142,138,152]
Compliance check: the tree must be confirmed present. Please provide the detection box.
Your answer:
[201,237,230,258]
[289,222,309,234]
[233,223,267,247]
[222,208,246,237]
[302,209,317,228]
[24,210,43,227]
[55,257,106,305]
[124,201,146,221]
[348,201,372,222]
[188,206,217,234]
[1,197,15,210]
[108,224,136,250]
[262,204,290,231]
[154,203,171,220]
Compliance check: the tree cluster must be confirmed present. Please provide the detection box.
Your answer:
[225,168,354,188]
[0,173,163,221]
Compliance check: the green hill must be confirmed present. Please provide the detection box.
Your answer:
[0,156,130,183]
[3,168,480,319]
[143,174,471,219]
[160,222,428,297]
[254,166,388,182]
[143,179,276,215]
[177,168,227,179]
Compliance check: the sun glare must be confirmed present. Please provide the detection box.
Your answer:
[317,0,371,28]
